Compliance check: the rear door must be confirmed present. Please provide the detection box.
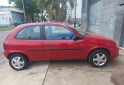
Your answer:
[42,25,85,60]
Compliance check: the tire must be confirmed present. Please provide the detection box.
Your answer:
[88,49,109,68]
[9,54,28,71]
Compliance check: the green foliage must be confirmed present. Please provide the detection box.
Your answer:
[0,26,15,31]
[10,0,75,22]
[10,0,40,22]
[36,0,75,21]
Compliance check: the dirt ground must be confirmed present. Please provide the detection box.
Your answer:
[0,50,124,85]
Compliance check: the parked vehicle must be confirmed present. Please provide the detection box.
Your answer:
[3,22,119,70]
[78,22,81,26]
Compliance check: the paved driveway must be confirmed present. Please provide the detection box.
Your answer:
[0,60,49,85]
[0,29,49,85]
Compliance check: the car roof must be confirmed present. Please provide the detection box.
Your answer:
[19,22,66,27]
[11,22,67,34]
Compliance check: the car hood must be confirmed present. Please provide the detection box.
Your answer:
[84,32,117,48]
[87,32,112,41]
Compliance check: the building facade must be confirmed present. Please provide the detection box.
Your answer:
[0,12,12,26]
[0,6,24,26]
[81,0,124,47]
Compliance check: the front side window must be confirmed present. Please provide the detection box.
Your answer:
[16,26,41,39]
[45,26,75,40]
[67,25,86,36]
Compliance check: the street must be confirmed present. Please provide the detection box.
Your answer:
[0,30,11,56]
[0,30,124,85]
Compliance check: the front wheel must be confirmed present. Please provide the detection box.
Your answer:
[9,54,28,70]
[88,49,109,67]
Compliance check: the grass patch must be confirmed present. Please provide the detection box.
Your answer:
[0,26,15,31]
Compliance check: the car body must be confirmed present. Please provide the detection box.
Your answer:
[3,22,119,70]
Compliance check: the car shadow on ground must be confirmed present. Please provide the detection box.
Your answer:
[27,57,123,71]
[27,61,49,70]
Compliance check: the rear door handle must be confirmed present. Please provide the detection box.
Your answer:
[45,44,50,46]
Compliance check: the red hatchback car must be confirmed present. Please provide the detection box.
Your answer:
[3,22,119,70]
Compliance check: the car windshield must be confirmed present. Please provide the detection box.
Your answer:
[66,25,86,36]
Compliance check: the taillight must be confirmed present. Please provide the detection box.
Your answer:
[3,43,6,51]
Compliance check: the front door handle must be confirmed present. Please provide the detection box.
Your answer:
[45,44,50,46]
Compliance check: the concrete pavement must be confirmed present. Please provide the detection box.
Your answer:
[0,59,49,85]
[43,52,124,85]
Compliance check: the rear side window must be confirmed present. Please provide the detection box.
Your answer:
[16,26,41,39]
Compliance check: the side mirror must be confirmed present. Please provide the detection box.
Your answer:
[72,35,82,41]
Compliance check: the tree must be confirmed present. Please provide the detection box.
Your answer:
[36,0,47,21]
[36,0,74,21]
[51,0,74,21]
[10,0,40,22]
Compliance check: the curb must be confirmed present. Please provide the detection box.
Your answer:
[0,29,13,31]
[119,47,124,51]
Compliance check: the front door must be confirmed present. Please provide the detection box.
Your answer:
[43,25,85,60]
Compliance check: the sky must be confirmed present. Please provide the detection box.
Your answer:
[0,0,9,6]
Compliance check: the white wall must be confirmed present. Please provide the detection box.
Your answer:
[0,12,12,26]
[71,4,82,18]
[67,0,82,19]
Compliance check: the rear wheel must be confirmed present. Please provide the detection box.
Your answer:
[9,54,28,70]
[88,49,109,67]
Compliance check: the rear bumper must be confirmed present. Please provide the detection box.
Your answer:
[109,47,119,59]
[4,51,9,58]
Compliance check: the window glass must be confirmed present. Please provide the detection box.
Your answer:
[68,25,85,36]
[45,26,75,40]
[16,26,41,39]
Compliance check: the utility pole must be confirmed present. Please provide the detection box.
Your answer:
[74,0,77,27]
[22,0,26,23]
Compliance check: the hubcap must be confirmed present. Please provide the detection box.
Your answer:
[93,53,107,66]
[11,56,24,69]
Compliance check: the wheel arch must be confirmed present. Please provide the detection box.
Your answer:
[87,48,110,60]
[7,52,30,62]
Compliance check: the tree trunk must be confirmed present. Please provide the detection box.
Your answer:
[31,15,34,22]
[55,8,59,21]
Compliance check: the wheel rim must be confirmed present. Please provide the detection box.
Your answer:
[93,53,107,66]
[11,56,25,69]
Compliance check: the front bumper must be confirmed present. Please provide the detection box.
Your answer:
[109,47,119,59]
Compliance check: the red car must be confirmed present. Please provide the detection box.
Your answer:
[3,22,119,70]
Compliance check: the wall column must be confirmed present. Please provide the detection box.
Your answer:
[81,0,90,31]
